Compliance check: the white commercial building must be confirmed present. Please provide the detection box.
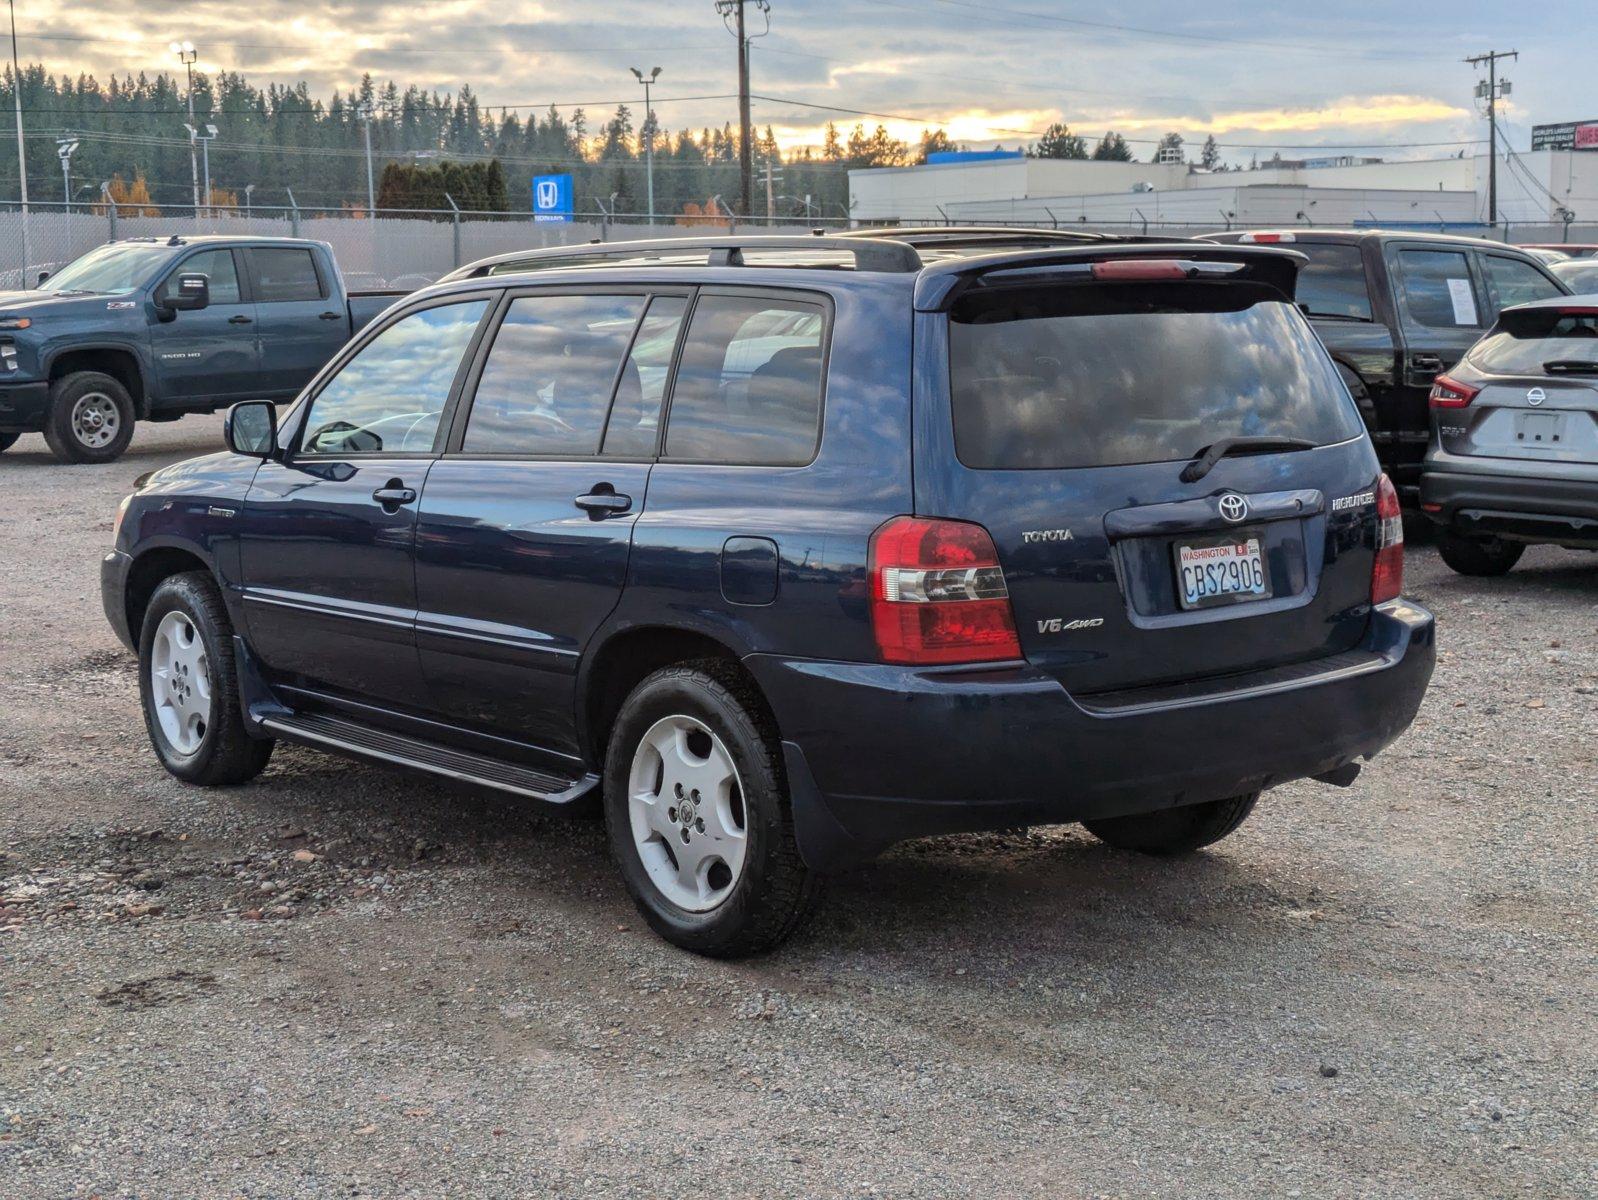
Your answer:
[849,150,1598,235]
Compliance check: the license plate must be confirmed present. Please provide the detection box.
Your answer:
[1175,534,1270,610]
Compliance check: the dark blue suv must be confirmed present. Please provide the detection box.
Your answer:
[102,232,1436,956]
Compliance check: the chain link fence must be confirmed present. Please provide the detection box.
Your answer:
[2,201,1595,291]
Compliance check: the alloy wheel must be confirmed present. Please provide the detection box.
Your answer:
[627,714,749,912]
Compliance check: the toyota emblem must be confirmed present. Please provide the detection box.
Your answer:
[1218,494,1249,523]
[1527,387,1547,406]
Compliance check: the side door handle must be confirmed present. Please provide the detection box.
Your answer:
[372,481,418,509]
[318,311,343,321]
[228,314,253,325]
[574,485,632,517]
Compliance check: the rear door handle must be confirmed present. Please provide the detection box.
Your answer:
[372,484,417,507]
[574,489,632,517]
[228,314,253,325]
[318,311,343,321]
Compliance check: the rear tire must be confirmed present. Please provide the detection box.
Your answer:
[42,371,135,464]
[138,572,273,786]
[1083,792,1259,856]
[604,659,821,957]
[1437,531,1523,576]
[0,432,17,453]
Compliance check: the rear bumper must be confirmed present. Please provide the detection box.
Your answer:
[1421,468,1598,547]
[0,381,51,432]
[747,601,1435,871]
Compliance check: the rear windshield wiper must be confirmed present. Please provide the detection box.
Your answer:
[1180,436,1316,483]
[1543,359,1598,375]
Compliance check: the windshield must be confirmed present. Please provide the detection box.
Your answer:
[1469,309,1598,374]
[948,283,1363,470]
[39,243,173,295]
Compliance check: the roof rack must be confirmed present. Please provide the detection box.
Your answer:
[838,226,1185,250]
[447,234,922,281]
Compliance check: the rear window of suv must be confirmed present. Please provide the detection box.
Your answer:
[1468,308,1598,375]
[948,283,1362,470]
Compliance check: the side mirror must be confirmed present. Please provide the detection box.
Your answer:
[34,270,49,287]
[224,400,277,458]
[166,272,210,312]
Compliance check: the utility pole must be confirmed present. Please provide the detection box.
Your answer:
[171,41,200,213]
[630,67,661,223]
[1465,49,1516,231]
[716,0,769,216]
[359,102,376,213]
[9,0,30,285]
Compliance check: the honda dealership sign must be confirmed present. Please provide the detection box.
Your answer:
[533,173,573,222]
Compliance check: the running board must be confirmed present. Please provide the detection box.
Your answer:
[260,712,597,805]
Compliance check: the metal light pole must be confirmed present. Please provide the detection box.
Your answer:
[244,182,254,223]
[55,137,75,212]
[629,67,661,224]
[359,102,376,213]
[9,0,30,285]
[185,123,217,215]
[171,41,199,212]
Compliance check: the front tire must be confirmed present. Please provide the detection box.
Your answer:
[604,660,821,957]
[137,572,273,786]
[1437,531,1523,577]
[1083,792,1259,856]
[42,371,135,463]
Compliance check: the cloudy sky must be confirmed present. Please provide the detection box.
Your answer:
[12,0,1592,160]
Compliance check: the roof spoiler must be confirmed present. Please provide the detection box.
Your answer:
[912,243,1309,312]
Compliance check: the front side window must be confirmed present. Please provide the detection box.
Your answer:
[462,294,647,455]
[1293,244,1373,321]
[250,247,324,303]
[1398,249,1482,329]
[300,300,488,456]
[664,295,825,465]
[948,283,1362,470]
[160,249,241,306]
[1483,255,1563,312]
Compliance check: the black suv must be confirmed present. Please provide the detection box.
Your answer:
[1201,230,1570,498]
[103,233,1435,956]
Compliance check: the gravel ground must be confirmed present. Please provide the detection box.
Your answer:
[1,417,1594,1199]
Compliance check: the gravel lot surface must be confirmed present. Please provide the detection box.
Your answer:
[1,417,1594,1199]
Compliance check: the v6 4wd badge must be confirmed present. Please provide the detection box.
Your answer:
[1037,617,1103,633]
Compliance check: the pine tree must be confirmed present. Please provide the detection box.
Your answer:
[1034,123,1087,159]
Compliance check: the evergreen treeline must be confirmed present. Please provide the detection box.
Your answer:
[0,62,1142,218]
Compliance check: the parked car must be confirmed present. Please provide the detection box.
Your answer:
[102,233,1435,956]
[1523,243,1598,260]
[1199,230,1569,500]
[1420,295,1598,574]
[0,235,404,463]
[1524,247,1572,265]
[1551,257,1598,293]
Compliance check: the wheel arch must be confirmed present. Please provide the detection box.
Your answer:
[578,623,772,768]
[46,344,151,417]
[123,542,217,646]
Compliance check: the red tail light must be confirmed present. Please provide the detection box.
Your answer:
[1371,474,1404,604]
[869,516,1022,665]
[1429,374,1480,408]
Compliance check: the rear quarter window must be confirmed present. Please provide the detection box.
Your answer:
[948,283,1363,470]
